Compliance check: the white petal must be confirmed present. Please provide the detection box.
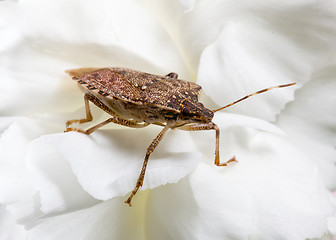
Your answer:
[0,0,188,115]
[0,119,41,222]
[147,167,254,240]
[43,127,200,201]
[0,117,66,223]
[148,129,335,240]
[185,113,283,164]
[25,138,100,215]
[178,0,195,13]
[276,64,336,189]
[214,112,283,134]
[0,44,79,115]
[188,1,336,120]
[329,202,336,235]
[0,117,17,134]
[27,199,144,240]
[197,20,298,121]
[0,205,27,240]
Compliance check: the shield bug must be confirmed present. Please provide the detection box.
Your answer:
[64,67,296,206]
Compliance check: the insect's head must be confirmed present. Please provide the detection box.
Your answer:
[179,99,214,123]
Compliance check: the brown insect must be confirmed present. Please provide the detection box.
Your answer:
[64,67,296,206]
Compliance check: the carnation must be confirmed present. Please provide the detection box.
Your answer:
[0,0,335,239]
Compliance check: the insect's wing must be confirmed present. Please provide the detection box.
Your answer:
[104,68,202,110]
[66,68,143,101]
[109,68,202,110]
[65,68,104,78]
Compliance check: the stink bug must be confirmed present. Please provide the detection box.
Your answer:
[64,67,296,206]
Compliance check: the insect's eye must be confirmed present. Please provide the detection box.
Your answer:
[182,107,190,116]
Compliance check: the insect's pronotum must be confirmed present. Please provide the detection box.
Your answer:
[64,67,296,206]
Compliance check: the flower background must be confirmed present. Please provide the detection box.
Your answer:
[0,0,336,239]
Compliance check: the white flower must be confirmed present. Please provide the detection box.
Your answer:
[1,0,336,239]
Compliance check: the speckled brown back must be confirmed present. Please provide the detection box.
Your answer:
[68,68,202,112]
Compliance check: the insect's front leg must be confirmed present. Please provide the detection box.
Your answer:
[125,125,170,207]
[176,122,237,167]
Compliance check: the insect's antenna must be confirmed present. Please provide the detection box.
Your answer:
[213,82,296,113]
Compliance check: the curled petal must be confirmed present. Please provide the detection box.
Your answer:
[0,205,26,240]
[148,129,335,240]
[277,63,336,189]
[27,199,143,240]
[43,127,200,201]
[25,139,100,215]
[0,0,188,115]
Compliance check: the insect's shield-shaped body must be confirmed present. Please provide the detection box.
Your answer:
[65,67,295,206]
[66,68,214,127]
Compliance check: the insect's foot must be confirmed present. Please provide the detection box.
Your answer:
[66,119,92,126]
[64,127,86,134]
[216,156,238,167]
[227,156,237,164]
[124,198,132,207]
[64,127,72,132]
[66,120,78,127]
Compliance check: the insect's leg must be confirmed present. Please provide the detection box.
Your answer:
[65,117,150,135]
[66,93,93,127]
[65,93,149,134]
[66,93,122,128]
[176,122,237,167]
[165,72,178,79]
[125,125,170,207]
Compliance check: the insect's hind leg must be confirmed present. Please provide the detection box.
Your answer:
[125,125,170,206]
[65,116,149,135]
[66,93,94,127]
[65,93,149,134]
[176,122,237,167]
